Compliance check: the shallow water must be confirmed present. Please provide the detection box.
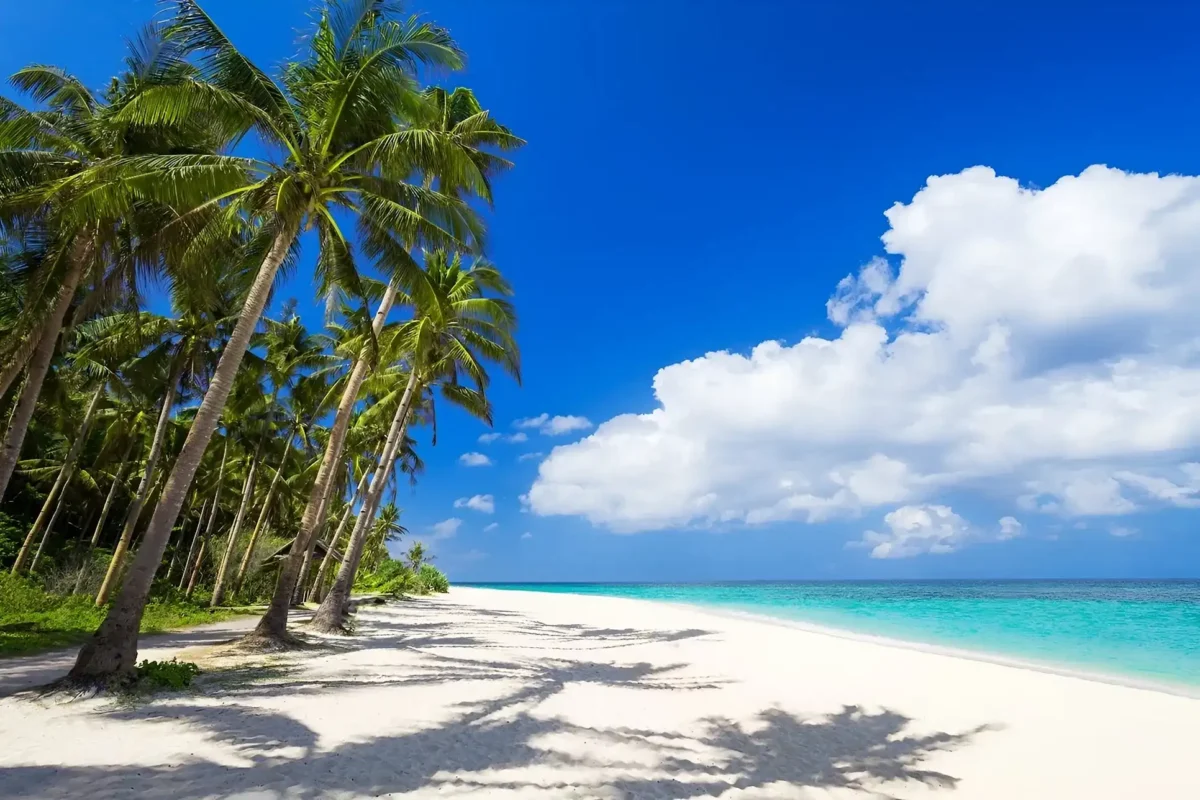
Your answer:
[471,580,1200,688]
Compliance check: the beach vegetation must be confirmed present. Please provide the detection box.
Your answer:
[0,0,518,686]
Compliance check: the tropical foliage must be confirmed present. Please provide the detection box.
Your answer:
[0,0,520,685]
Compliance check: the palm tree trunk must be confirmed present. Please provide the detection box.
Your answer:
[311,371,419,633]
[29,489,69,574]
[68,222,298,683]
[10,386,103,574]
[251,280,398,643]
[308,471,369,603]
[234,434,294,593]
[210,434,267,607]
[185,439,228,595]
[94,367,181,607]
[178,498,210,591]
[0,237,89,416]
[90,436,139,548]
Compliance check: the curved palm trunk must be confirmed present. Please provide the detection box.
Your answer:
[311,371,420,633]
[11,386,103,574]
[94,370,181,607]
[210,435,267,607]
[90,436,139,548]
[28,489,69,573]
[308,471,369,603]
[68,223,298,683]
[185,439,229,595]
[177,498,210,590]
[0,238,89,424]
[251,280,398,642]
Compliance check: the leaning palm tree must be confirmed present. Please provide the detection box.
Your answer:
[0,26,215,503]
[67,0,482,681]
[309,250,519,632]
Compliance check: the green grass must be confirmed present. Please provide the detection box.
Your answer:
[0,574,242,657]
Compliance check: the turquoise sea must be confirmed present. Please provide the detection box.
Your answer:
[471,581,1200,691]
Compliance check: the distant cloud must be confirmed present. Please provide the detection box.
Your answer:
[454,494,495,514]
[855,506,1024,559]
[521,532,533,540]
[484,522,499,532]
[478,431,528,445]
[1109,525,1138,537]
[459,452,493,467]
[514,413,593,436]
[517,452,545,463]
[429,518,462,540]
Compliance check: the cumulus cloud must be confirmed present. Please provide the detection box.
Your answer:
[857,506,1021,558]
[478,432,502,444]
[521,532,533,540]
[518,452,545,463]
[529,165,1200,544]
[508,432,529,443]
[459,452,493,467]
[479,432,528,444]
[484,522,499,532]
[454,494,495,514]
[515,413,593,436]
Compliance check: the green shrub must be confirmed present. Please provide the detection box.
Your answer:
[417,564,449,594]
[136,658,200,690]
[0,511,24,569]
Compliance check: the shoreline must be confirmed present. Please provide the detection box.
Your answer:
[472,584,1200,700]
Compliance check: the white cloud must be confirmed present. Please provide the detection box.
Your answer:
[529,165,1200,544]
[454,494,495,514]
[1109,525,1138,537]
[429,518,462,540]
[514,413,550,430]
[508,432,529,443]
[518,452,545,463]
[998,516,1023,539]
[858,505,973,559]
[459,452,493,467]
[515,413,593,436]
[479,432,528,445]
[521,532,533,540]
[484,522,499,532]
[478,432,502,444]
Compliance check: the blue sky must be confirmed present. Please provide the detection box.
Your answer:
[5,1,1200,580]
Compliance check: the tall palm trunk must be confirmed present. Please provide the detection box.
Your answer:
[210,432,268,607]
[308,471,369,603]
[251,280,398,642]
[94,365,182,606]
[11,386,103,574]
[69,222,298,682]
[90,436,139,548]
[185,439,228,595]
[29,490,69,573]
[311,371,420,632]
[233,433,294,593]
[177,498,210,591]
[0,237,89,421]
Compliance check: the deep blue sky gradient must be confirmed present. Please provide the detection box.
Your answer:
[4,1,1200,579]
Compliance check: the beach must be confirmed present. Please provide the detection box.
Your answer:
[0,586,1196,799]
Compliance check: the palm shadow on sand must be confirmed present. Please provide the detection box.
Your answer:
[0,601,993,799]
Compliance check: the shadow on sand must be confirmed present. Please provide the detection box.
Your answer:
[0,597,992,799]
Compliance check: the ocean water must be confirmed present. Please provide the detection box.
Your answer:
[471,581,1200,690]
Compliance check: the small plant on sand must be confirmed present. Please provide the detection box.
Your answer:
[135,658,200,690]
[417,564,449,594]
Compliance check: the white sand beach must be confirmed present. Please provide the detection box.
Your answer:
[0,586,1197,799]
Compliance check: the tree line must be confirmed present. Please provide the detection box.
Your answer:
[0,0,521,687]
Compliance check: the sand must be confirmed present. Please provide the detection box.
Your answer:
[0,586,1196,799]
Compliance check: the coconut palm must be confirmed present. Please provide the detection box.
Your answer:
[66,0,485,680]
[309,249,518,632]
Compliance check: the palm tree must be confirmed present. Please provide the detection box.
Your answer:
[310,250,519,632]
[404,541,427,572]
[360,502,405,575]
[67,0,482,680]
[0,26,216,503]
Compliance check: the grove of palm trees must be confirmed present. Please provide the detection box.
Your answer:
[0,0,520,688]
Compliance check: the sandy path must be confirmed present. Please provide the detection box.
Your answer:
[0,586,1196,799]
